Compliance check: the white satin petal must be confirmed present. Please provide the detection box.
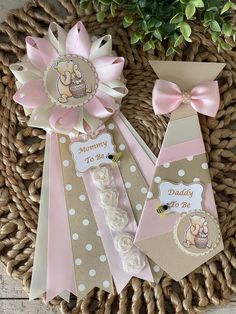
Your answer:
[48,22,67,55]
[10,61,42,84]
[89,35,112,60]
[28,102,54,129]
[73,107,100,134]
[98,80,128,99]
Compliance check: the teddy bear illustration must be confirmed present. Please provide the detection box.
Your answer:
[53,60,91,103]
[184,215,212,249]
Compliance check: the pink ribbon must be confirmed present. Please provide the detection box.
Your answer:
[13,79,48,108]
[47,132,77,301]
[82,166,153,294]
[152,80,220,117]
[66,21,91,58]
[49,106,79,131]
[26,37,59,71]
[92,57,125,83]
[84,90,116,119]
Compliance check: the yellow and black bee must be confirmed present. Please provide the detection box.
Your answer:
[107,152,122,167]
[156,204,169,215]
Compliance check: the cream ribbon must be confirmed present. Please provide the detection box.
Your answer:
[29,132,70,302]
[48,22,67,55]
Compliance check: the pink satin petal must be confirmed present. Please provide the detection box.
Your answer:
[66,21,91,58]
[49,106,78,131]
[13,79,48,108]
[92,56,124,83]
[96,90,116,110]
[26,37,59,71]
[96,90,116,114]
[85,92,115,119]
[85,96,111,119]
[152,80,182,115]
[190,81,220,117]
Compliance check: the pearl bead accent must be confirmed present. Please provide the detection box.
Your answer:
[181,91,191,104]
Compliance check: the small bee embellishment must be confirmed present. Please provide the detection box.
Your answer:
[107,152,122,168]
[156,204,169,216]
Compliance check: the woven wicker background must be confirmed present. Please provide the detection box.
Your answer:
[0,0,236,313]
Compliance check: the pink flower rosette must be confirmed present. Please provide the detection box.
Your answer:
[10,21,127,134]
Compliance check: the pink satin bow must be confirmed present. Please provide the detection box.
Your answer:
[152,80,220,117]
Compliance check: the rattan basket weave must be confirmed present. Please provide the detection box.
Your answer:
[0,0,236,313]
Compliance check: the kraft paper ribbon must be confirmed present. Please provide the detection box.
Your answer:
[106,119,163,282]
[57,134,114,300]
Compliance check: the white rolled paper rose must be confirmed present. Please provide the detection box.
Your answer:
[106,208,129,231]
[99,189,119,208]
[122,249,146,273]
[92,166,112,189]
[114,232,134,253]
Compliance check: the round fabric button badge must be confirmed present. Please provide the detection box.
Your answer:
[44,55,98,108]
[173,210,221,256]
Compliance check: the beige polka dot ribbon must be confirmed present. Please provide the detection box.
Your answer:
[135,61,225,281]
[58,134,113,300]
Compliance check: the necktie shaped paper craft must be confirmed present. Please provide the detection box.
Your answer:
[135,61,225,281]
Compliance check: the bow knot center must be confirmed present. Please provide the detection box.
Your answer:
[181,91,191,104]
